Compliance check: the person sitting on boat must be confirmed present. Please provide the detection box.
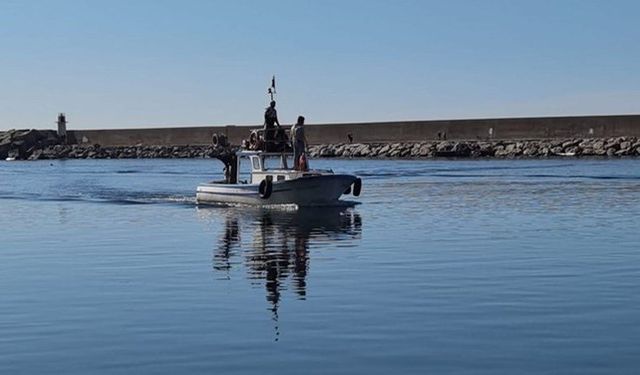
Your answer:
[291,116,308,170]
[263,101,280,151]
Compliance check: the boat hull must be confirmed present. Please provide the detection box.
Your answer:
[197,174,357,206]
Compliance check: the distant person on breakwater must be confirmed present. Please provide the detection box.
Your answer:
[264,101,280,151]
[291,116,308,170]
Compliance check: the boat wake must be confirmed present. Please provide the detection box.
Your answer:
[0,190,197,207]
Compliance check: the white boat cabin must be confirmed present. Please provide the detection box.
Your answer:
[235,151,327,185]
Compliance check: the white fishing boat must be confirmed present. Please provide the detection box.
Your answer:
[196,150,362,206]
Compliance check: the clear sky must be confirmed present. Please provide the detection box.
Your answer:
[1,0,639,130]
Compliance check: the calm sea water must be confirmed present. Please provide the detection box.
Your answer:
[1,158,639,374]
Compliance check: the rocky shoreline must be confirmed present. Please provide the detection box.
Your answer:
[2,129,640,160]
[0,129,226,160]
[309,138,640,158]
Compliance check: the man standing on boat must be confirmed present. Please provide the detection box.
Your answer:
[264,101,280,151]
[291,116,308,170]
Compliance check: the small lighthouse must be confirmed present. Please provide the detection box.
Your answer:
[57,113,67,143]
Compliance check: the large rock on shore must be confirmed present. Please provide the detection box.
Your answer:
[0,129,61,159]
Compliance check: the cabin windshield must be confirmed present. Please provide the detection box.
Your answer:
[233,157,250,184]
[251,156,261,170]
[248,154,293,171]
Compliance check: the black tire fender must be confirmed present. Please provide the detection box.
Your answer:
[352,178,362,197]
[259,178,273,199]
[212,133,227,148]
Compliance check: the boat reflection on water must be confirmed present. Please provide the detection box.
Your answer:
[200,205,362,338]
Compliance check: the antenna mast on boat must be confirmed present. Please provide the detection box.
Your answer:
[267,75,276,101]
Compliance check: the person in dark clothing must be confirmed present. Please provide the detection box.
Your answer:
[264,101,280,151]
[291,116,308,170]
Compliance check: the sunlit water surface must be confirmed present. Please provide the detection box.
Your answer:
[1,158,639,374]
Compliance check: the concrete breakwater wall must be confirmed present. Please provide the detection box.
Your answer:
[3,114,640,160]
[67,114,640,146]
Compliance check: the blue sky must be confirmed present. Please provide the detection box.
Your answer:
[1,0,639,129]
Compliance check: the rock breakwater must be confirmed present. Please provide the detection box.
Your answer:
[1,129,61,160]
[308,137,640,158]
[2,129,640,160]
[0,129,228,160]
